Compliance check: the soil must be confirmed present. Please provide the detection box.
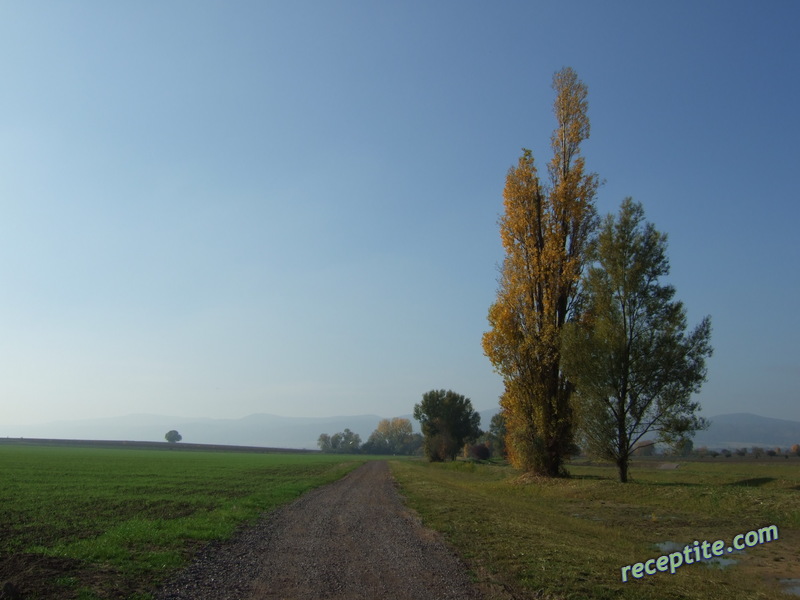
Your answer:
[156,460,485,600]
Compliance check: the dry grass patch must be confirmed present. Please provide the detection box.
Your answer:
[390,458,800,599]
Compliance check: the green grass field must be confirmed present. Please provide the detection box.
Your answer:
[0,443,366,599]
[5,443,799,600]
[390,457,800,600]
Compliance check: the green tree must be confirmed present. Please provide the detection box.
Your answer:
[562,198,712,482]
[488,411,507,457]
[337,429,362,453]
[317,433,332,452]
[164,430,182,443]
[482,67,599,476]
[317,429,362,453]
[413,389,481,461]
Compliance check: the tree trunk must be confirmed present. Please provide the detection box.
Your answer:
[617,406,629,483]
[617,455,629,483]
[545,440,561,477]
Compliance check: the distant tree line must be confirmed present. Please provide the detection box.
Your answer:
[628,439,800,458]
[318,419,424,455]
[318,390,509,461]
[362,417,423,455]
[317,429,363,454]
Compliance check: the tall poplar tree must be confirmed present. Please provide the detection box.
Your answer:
[482,68,599,476]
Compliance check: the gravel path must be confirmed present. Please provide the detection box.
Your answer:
[156,460,484,600]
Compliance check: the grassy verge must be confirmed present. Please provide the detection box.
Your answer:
[390,458,800,599]
[0,444,367,599]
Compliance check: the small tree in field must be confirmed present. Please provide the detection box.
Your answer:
[165,430,182,443]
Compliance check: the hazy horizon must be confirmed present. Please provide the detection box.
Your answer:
[6,411,800,455]
[8,407,800,432]
[2,2,798,427]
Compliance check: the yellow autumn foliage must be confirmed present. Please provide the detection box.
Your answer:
[482,67,598,475]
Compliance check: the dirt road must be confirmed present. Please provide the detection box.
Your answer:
[156,460,483,600]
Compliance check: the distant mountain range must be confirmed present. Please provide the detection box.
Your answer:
[4,411,797,451]
[1,410,495,450]
[691,413,800,450]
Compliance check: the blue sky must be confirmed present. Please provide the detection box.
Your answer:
[1,1,798,427]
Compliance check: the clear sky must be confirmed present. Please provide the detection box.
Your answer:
[1,1,798,427]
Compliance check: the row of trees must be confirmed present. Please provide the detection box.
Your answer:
[482,67,713,482]
[318,418,424,455]
[707,446,800,458]
[362,417,424,455]
[316,391,489,462]
[317,428,363,453]
[632,440,800,458]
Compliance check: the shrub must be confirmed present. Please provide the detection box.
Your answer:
[425,431,455,462]
[469,444,491,461]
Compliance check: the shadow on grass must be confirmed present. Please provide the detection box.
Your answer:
[568,471,704,485]
[624,479,706,487]
[569,473,608,481]
[727,477,776,487]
